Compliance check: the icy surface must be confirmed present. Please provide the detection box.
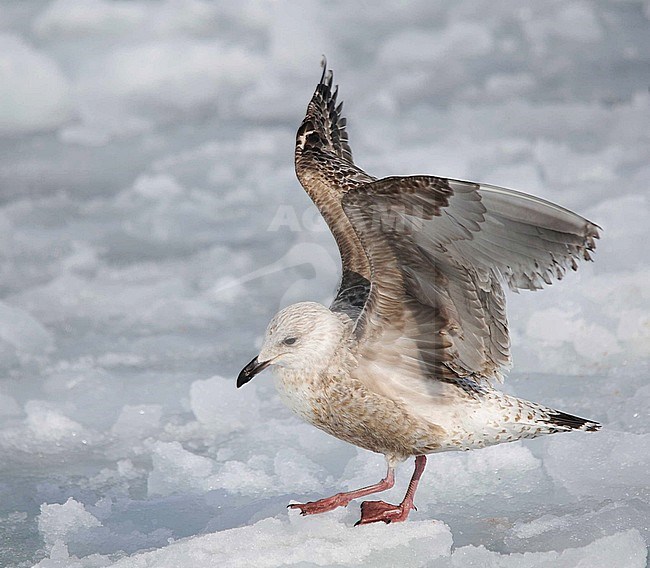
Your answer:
[0,1,648,567]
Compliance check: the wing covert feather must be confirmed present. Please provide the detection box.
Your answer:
[342,176,599,384]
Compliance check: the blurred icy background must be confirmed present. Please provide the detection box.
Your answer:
[0,0,648,566]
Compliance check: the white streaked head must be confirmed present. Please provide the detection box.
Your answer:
[237,301,347,387]
[259,301,346,371]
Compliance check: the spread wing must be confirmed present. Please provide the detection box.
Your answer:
[295,60,375,318]
[341,176,600,387]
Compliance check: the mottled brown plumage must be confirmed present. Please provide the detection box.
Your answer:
[238,60,601,525]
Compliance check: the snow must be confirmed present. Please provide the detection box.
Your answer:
[0,1,648,567]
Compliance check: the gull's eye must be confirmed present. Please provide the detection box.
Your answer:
[283,337,298,346]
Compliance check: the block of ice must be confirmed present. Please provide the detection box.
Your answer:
[101,514,453,568]
[25,400,86,443]
[210,457,275,496]
[543,430,650,501]
[111,404,163,439]
[147,440,216,497]
[446,529,646,568]
[416,442,544,503]
[526,308,621,362]
[37,498,102,552]
[506,500,650,554]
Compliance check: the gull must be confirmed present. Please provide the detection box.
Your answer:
[237,60,601,526]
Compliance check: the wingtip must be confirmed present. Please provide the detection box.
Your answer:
[319,55,334,88]
[587,220,602,238]
[320,55,328,82]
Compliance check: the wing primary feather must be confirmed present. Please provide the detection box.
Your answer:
[294,60,375,306]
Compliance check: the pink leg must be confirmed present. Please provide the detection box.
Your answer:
[288,466,395,516]
[356,455,427,525]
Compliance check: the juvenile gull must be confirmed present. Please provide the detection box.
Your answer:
[238,61,601,526]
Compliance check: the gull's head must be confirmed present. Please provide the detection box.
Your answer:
[237,301,345,387]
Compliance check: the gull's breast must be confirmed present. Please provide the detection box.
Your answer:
[273,368,322,425]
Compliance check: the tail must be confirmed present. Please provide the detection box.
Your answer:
[510,396,602,438]
[544,409,601,432]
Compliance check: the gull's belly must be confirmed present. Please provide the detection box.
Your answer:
[274,369,446,459]
[273,368,564,457]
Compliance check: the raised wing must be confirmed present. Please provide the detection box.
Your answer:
[296,59,354,164]
[295,60,375,318]
[341,176,600,386]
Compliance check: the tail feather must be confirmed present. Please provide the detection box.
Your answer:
[545,409,601,432]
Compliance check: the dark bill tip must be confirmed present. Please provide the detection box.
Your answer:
[236,356,271,388]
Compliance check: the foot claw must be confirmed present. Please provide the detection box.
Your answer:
[286,494,351,516]
[356,500,413,525]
